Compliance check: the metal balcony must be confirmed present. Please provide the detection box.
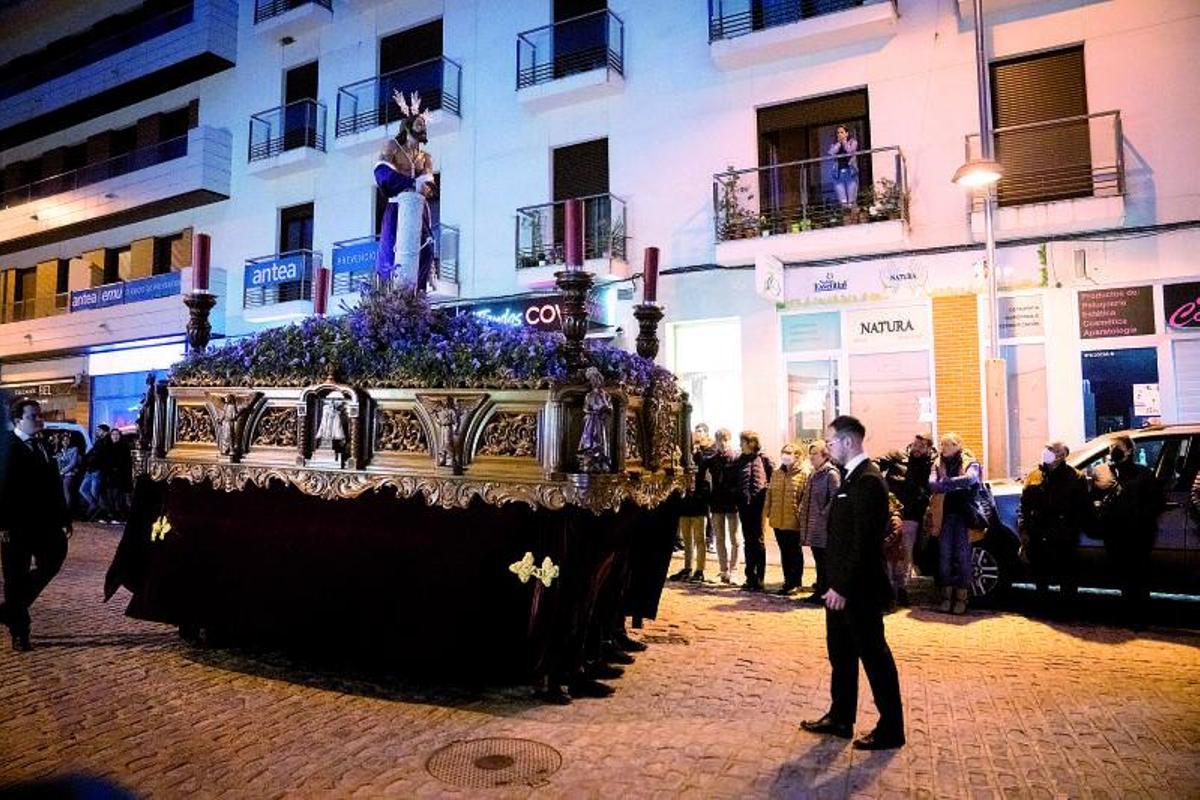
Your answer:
[242,250,318,309]
[248,99,327,162]
[335,57,462,138]
[254,0,331,24]
[2,135,189,211]
[713,146,907,241]
[516,10,624,90]
[516,194,627,269]
[965,110,1124,210]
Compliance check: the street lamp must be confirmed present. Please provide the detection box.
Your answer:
[952,158,1003,189]
[955,0,1009,480]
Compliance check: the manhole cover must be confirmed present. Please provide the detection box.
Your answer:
[426,738,562,789]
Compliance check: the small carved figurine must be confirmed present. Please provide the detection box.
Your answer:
[577,367,613,473]
[314,394,348,460]
[433,398,463,470]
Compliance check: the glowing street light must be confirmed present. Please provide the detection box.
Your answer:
[952,157,1003,188]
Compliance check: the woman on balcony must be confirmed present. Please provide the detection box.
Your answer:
[828,125,860,222]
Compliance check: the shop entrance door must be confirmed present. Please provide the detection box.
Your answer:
[848,351,931,454]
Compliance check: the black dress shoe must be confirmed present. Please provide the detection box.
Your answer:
[668,568,691,582]
[568,678,616,698]
[612,631,648,652]
[533,685,572,705]
[852,729,905,750]
[602,643,635,665]
[799,714,853,739]
[11,632,32,652]
[586,662,625,680]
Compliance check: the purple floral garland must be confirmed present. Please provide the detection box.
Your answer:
[172,284,673,394]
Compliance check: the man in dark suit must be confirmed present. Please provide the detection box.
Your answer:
[800,415,904,750]
[0,398,72,651]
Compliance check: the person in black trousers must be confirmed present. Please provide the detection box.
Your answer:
[0,399,72,651]
[733,431,772,592]
[800,415,904,750]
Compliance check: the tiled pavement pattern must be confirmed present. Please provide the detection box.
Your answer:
[1,525,1198,799]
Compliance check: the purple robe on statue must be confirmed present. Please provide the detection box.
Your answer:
[373,161,435,291]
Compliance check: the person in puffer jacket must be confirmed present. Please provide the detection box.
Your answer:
[733,431,774,592]
[765,442,807,595]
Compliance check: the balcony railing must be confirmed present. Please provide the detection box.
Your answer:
[248,99,326,162]
[517,10,625,89]
[1,134,190,210]
[335,57,462,138]
[713,146,907,241]
[516,194,627,268]
[965,110,1124,209]
[243,250,318,308]
[0,2,194,101]
[3,298,33,323]
[330,225,461,295]
[708,0,893,41]
[254,0,331,24]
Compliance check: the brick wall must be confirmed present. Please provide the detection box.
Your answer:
[932,294,983,459]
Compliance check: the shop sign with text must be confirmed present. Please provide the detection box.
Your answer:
[845,305,928,351]
[1163,281,1200,331]
[1078,286,1155,339]
[998,295,1044,339]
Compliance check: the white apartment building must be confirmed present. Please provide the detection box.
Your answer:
[1,0,1198,478]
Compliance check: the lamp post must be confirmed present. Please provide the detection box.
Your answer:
[954,0,1009,479]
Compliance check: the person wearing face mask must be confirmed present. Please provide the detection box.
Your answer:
[734,431,774,592]
[798,439,841,604]
[765,443,807,595]
[1019,441,1091,616]
[928,432,982,614]
[1093,435,1165,628]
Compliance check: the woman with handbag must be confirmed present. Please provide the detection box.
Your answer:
[928,433,982,614]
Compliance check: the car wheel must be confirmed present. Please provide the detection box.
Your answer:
[970,544,1008,602]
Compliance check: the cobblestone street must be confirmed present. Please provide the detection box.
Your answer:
[1,524,1198,799]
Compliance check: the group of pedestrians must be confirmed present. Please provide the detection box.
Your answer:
[43,423,133,524]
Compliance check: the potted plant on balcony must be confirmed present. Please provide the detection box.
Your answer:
[758,215,773,237]
[715,166,758,241]
[867,178,907,222]
[788,218,813,234]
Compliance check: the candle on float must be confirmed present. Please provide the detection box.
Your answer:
[564,198,583,269]
[643,247,660,303]
[313,267,331,316]
[191,233,211,292]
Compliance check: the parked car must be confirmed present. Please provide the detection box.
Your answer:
[961,424,1200,603]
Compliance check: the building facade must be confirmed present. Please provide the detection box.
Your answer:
[1,0,1197,476]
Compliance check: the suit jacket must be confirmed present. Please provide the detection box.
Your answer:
[826,458,893,610]
[0,431,70,536]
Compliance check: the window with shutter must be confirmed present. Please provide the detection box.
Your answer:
[990,46,1091,206]
[553,139,609,254]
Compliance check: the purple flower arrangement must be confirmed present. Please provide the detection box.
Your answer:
[171,283,676,394]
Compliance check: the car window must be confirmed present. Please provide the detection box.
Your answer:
[1078,436,1169,477]
[1163,435,1197,492]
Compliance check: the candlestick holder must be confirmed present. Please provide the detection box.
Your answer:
[555,268,595,376]
[633,302,664,361]
[184,291,217,351]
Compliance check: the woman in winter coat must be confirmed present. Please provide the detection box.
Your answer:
[928,432,982,614]
[797,439,841,604]
[733,431,773,592]
[764,442,807,595]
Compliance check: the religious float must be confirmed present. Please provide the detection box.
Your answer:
[105,94,689,696]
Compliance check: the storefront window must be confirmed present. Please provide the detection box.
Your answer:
[787,359,838,443]
[1080,347,1160,438]
[670,319,743,436]
[90,370,167,430]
